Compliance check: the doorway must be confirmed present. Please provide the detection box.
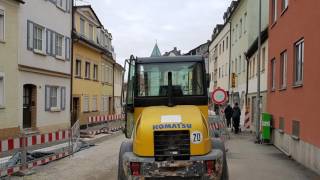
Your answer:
[23,84,36,129]
[72,97,80,125]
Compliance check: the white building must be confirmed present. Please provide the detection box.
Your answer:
[18,0,72,133]
[209,23,230,93]
[227,0,269,124]
[245,28,268,130]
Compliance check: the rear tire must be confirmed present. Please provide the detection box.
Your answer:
[118,141,133,180]
[212,138,229,180]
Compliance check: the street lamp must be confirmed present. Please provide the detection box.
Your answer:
[256,0,262,143]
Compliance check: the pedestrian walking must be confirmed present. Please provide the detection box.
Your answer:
[224,104,233,128]
[232,102,241,134]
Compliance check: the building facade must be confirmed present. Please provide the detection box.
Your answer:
[163,47,181,56]
[268,0,320,174]
[226,0,269,125]
[18,0,72,134]
[209,23,230,93]
[113,63,124,115]
[245,28,268,130]
[185,41,210,73]
[0,0,24,139]
[72,5,114,125]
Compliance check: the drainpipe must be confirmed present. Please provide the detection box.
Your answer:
[245,53,249,107]
[70,0,75,125]
[228,21,232,104]
[112,62,115,114]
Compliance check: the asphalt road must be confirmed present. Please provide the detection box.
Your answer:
[10,132,320,180]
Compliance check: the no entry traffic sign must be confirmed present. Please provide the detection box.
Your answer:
[211,88,228,105]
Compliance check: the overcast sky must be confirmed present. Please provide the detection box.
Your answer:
[76,0,232,65]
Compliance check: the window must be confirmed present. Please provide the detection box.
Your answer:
[80,18,85,35]
[219,44,221,55]
[235,59,237,74]
[222,40,225,52]
[45,86,66,111]
[244,12,247,33]
[83,95,89,112]
[261,47,266,71]
[243,56,246,72]
[101,96,109,113]
[50,87,58,107]
[93,64,98,80]
[85,62,90,79]
[0,73,4,107]
[271,59,276,90]
[280,51,287,88]
[55,34,63,57]
[92,96,97,112]
[239,19,242,38]
[272,0,277,23]
[225,63,228,76]
[33,25,43,51]
[222,65,224,78]
[0,9,4,41]
[292,120,300,138]
[76,60,81,77]
[294,39,304,85]
[281,0,288,12]
[226,36,229,49]
[253,56,256,76]
[238,56,242,74]
[279,117,285,131]
[235,24,238,41]
[89,24,94,40]
[219,68,221,78]
[137,62,205,97]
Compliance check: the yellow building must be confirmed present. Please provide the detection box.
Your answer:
[0,0,24,139]
[72,5,114,125]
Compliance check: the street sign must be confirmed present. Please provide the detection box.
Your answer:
[211,88,228,105]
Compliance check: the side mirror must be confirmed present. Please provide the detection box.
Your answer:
[206,73,210,88]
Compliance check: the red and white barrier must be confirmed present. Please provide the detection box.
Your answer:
[0,129,70,153]
[244,111,251,129]
[88,114,125,124]
[0,151,69,177]
[209,122,225,131]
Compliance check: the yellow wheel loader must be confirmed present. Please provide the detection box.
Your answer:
[118,55,228,180]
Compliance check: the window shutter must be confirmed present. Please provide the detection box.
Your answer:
[52,32,56,56]
[65,37,70,61]
[45,86,51,111]
[46,30,50,54]
[27,21,33,50]
[61,87,66,110]
[66,0,71,13]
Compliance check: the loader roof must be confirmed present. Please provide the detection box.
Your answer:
[137,55,203,64]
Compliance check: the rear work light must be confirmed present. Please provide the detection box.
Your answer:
[130,162,141,176]
[205,160,215,175]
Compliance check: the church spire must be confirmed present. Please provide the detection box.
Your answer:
[151,42,162,57]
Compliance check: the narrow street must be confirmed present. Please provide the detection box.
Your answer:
[11,133,320,180]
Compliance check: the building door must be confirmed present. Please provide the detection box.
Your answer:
[72,97,80,125]
[109,97,113,114]
[23,84,36,129]
[251,96,257,124]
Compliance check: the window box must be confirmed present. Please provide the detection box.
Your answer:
[50,106,61,112]
[55,55,65,61]
[291,135,300,141]
[33,48,46,56]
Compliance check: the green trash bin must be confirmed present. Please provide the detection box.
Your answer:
[262,113,272,142]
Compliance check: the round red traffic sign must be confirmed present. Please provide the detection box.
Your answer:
[211,88,228,105]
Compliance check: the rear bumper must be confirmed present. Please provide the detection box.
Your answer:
[122,149,224,180]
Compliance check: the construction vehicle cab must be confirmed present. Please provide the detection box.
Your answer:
[119,55,228,180]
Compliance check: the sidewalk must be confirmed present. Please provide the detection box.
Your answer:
[226,132,320,180]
